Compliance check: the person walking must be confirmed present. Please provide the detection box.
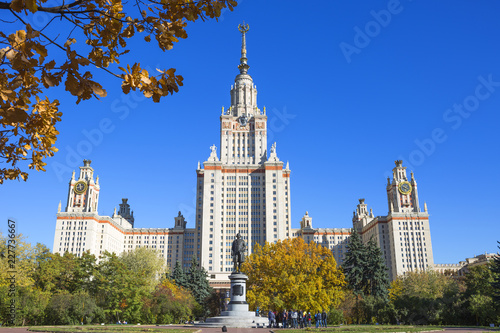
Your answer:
[292,310,298,328]
[322,310,327,328]
[268,310,275,328]
[315,311,321,328]
[282,310,288,329]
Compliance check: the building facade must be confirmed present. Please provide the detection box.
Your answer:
[434,253,496,277]
[53,26,435,284]
[194,24,291,284]
[352,160,435,281]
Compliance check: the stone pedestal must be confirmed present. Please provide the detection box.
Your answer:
[196,272,267,328]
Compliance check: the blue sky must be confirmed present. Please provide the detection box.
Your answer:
[1,0,499,264]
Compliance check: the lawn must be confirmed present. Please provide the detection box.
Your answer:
[279,326,444,333]
[27,325,197,333]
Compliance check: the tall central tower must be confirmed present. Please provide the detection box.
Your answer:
[195,24,291,282]
[220,23,267,165]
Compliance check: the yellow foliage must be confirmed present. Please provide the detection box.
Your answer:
[0,233,44,289]
[388,277,403,302]
[157,278,196,307]
[0,0,237,183]
[242,237,345,313]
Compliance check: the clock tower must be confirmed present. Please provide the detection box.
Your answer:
[387,160,420,213]
[65,159,100,213]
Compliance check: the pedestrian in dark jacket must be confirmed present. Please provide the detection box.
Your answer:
[268,310,275,328]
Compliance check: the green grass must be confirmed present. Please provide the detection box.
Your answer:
[27,325,197,333]
[280,325,444,333]
[441,325,500,330]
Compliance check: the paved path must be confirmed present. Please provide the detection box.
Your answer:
[0,325,498,333]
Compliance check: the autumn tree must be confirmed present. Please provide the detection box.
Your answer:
[148,278,197,324]
[0,234,214,325]
[0,0,236,183]
[0,233,59,325]
[242,237,345,313]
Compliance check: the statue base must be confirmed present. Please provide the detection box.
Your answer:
[195,272,268,328]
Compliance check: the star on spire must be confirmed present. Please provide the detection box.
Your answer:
[238,22,250,74]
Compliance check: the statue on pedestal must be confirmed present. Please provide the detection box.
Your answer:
[231,233,246,272]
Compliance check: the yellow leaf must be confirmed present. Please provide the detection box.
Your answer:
[64,38,76,48]
[90,83,107,98]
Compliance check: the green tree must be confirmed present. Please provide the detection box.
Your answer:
[391,271,461,325]
[0,233,55,326]
[491,241,500,304]
[33,251,97,293]
[469,294,496,325]
[343,228,366,297]
[45,292,74,325]
[120,247,166,292]
[242,237,345,312]
[45,291,102,325]
[343,228,366,323]
[327,308,345,325]
[464,264,495,297]
[92,251,130,322]
[204,289,224,317]
[186,256,212,308]
[365,237,390,300]
[0,0,237,183]
[15,286,51,325]
[0,233,48,290]
[171,260,188,288]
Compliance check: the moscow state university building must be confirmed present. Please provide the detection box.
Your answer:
[53,27,434,286]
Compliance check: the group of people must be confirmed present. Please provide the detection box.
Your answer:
[267,309,328,329]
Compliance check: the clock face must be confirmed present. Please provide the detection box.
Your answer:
[74,181,87,194]
[238,115,248,127]
[398,181,412,195]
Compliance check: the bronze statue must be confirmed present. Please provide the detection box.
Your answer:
[231,233,247,272]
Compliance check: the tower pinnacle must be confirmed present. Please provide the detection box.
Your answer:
[238,22,250,74]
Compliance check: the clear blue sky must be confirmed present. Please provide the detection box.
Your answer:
[1,1,499,264]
